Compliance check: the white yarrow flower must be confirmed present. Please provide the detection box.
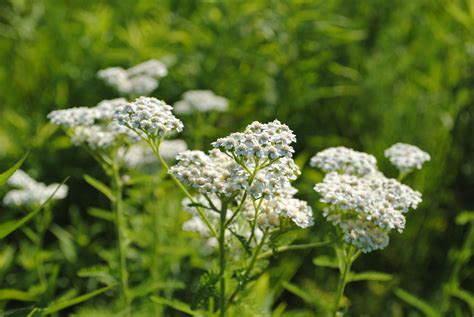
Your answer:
[114,97,183,138]
[174,90,229,114]
[97,59,167,96]
[3,170,68,207]
[314,172,421,252]
[384,143,430,173]
[310,146,377,176]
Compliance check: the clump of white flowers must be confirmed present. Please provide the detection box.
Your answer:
[114,97,183,139]
[97,59,168,96]
[310,146,377,176]
[174,90,229,114]
[384,143,431,173]
[48,98,138,150]
[3,170,68,207]
[314,172,421,252]
[212,120,296,160]
[312,145,428,253]
[170,120,313,233]
[121,140,187,168]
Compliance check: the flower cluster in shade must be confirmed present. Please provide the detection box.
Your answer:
[114,97,183,139]
[173,90,229,114]
[181,195,264,255]
[3,170,68,207]
[120,140,187,169]
[312,145,427,253]
[97,59,167,96]
[48,98,139,150]
[242,185,314,229]
[170,120,314,232]
[384,143,431,173]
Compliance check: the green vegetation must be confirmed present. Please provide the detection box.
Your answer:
[0,0,472,316]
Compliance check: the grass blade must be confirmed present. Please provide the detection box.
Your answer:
[0,177,69,240]
[0,152,28,186]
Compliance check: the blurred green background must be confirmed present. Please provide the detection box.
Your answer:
[0,0,473,316]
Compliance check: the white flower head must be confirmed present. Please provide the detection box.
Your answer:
[212,120,296,160]
[97,59,167,96]
[174,90,229,114]
[47,107,98,128]
[384,143,430,173]
[310,146,377,176]
[314,172,421,252]
[114,97,183,138]
[3,170,68,207]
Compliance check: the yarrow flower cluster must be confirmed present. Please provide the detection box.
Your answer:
[310,146,377,176]
[48,98,138,150]
[384,143,431,173]
[3,170,68,207]
[121,140,187,168]
[171,120,313,239]
[97,59,168,96]
[174,90,229,114]
[212,120,296,160]
[114,97,183,138]
[312,144,428,252]
[243,186,314,229]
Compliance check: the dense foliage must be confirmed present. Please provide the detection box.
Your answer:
[0,0,473,316]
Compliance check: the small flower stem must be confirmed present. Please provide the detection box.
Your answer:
[332,245,360,316]
[111,163,131,316]
[218,202,228,316]
[147,138,217,237]
[226,228,269,309]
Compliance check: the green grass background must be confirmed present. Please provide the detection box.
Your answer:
[0,0,473,316]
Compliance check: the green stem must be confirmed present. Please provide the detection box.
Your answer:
[257,240,332,259]
[147,138,217,237]
[112,163,131,316]
[219,202,228,316]
[35,205,50,289]
[226,228,269,309]
[332,245,360,316]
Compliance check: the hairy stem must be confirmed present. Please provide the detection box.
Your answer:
[226,228,269,308]
[332,245,360,316]
[219,202,228,316]
[112,163,131,316]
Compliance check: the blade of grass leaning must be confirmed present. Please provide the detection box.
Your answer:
[83,174,115,201]
[150,296,205,316]
[43,285,114,315]
[394,288,440,317]
[0,152,28,186]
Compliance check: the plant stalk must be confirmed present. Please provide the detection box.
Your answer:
[112,163,131,316]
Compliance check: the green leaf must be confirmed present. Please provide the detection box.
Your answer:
[87,207,115,222]
[150,296,204,316]
[448,287,474,311]
[0,152,28,186]
[281,281,314,305]
[191,271,219,310]
[313,255,338,269]
[0,289,38,301]
[348,271,393,283]
[43,285,114,315]
[50,225,77,263]
[0,178,69,240]
[394,288,440,317]
[83,175,115,201]
[229,229,252,255]
[455,211,474,225]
